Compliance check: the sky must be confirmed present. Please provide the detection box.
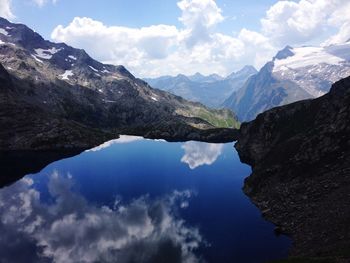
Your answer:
[1,0,350,77]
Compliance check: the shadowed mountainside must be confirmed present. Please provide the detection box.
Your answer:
[0,17,239,151]
[235,76,350,261]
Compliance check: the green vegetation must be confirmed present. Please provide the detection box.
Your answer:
[195,108,240,129]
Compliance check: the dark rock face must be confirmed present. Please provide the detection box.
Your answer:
[235,76,350,259]
[224,62,311,122]
[0,150,85,188]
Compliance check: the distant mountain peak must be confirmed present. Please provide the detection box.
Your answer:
[224,41,350,122]
[187,72,223,83]
[273,45,294,60]
[237,65,257,74]
[175,73,189,81]
[226,65,257,80]
[192,72,204,77]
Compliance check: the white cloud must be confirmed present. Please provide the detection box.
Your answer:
[0,0,14,19]
[51,17,180,73]
[237,28,276,70]
[261,0,350,46]
[41,0,350,77]
[32,0,58,7]
[0,172,203,263]
[177,0,224,47]
[323,21,350,45]
[51,0,271,77]
[181,141,223,169]
[1,0,350,77]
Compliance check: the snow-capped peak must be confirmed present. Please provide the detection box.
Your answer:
[272,43,350,97]
[274,46,345,72]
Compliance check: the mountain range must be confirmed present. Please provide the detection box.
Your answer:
[144,65,257,108]
[224,43,350,121]
[0,17,239,150]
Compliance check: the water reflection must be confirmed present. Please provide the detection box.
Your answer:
[0,150,83,188]
[0,172,203,263]
[181,141,224,169]
[0,138,291,262]
[88,135,144,152]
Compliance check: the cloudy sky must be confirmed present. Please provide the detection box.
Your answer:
[1,0,349,77]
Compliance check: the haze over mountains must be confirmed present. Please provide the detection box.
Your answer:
[144,65,257,108]
[224,43,350,121]
[144,40,350,123]
[0,17,239,150]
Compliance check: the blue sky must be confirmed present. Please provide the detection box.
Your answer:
[11,0,278,39]
[1,0,349,77]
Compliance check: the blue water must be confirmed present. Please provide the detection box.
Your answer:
[0,137,290,263]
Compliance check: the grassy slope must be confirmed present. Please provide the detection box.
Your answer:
[196,108,240,129]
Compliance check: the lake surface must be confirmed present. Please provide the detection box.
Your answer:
[0,136,290,263]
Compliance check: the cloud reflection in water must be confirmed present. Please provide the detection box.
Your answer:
[0,172,203,263]
[87,135,144,152]
[181,141,224,169]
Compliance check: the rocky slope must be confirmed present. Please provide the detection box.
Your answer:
[225,44,350,121]
[235,76,350,261]
[144,66,257,108]
[0,17,239,151]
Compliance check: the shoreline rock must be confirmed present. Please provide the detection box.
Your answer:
[235,76,350,260]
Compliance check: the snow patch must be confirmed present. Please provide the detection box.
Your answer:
[151,96,158,102]
[68,55,77,60]
[89,65,99,72]
[31,55,44,63]
[0,28,9,36]
[112,75,124,80]
[60,70,74,80]
[102,99,117,103]
[0,40,15,46]
[34,47,63,60]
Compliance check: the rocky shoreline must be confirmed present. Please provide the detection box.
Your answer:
[235,76,350,261]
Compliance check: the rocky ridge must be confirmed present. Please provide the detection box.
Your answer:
[0,17,239,151]
[235,76,350,261]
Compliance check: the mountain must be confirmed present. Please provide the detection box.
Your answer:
[224,44,350,121]
[0,17,239,151]
[144,66,257,108]
[235,76,350,260]
[187,72,223,83]
[225,65,257,80]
